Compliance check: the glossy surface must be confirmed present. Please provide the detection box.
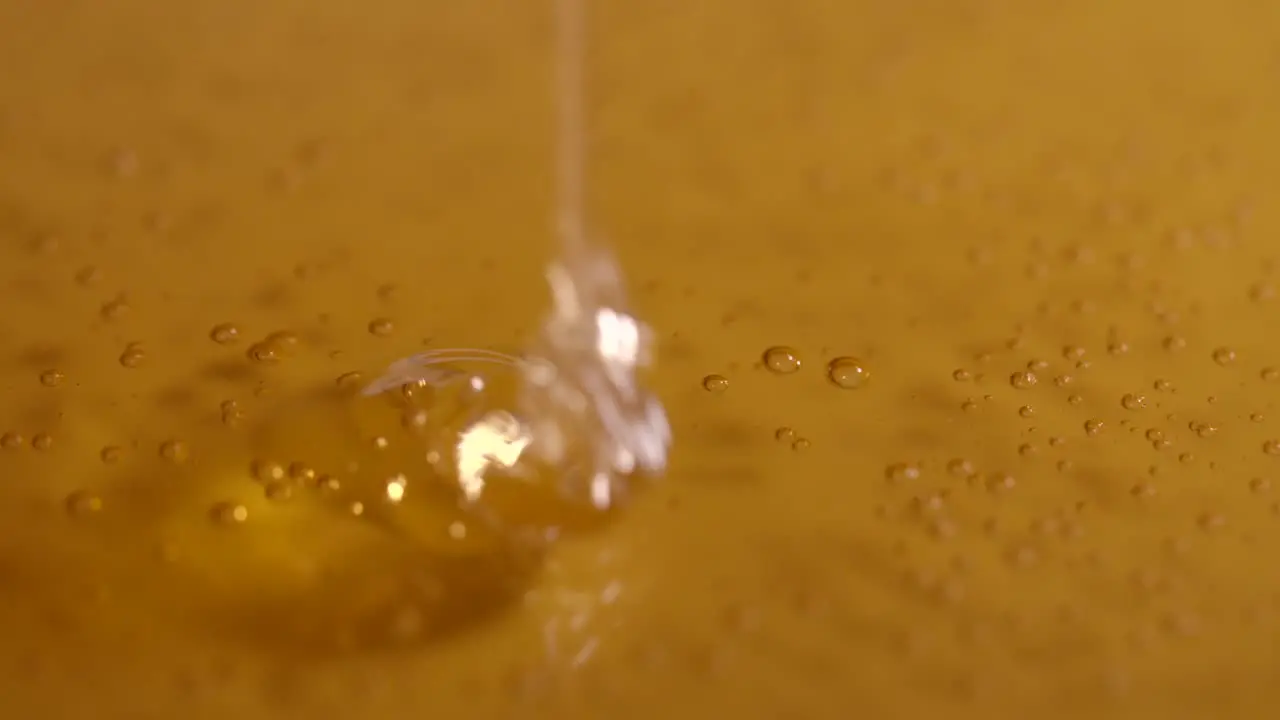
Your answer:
[1,0,1278,717]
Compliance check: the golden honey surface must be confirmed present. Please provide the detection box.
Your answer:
[1,0,1278,718]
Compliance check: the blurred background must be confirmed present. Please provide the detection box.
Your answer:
[0,0,1277,717]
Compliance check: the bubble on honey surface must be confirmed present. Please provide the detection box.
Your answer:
[826,357,870,389]
[118,343,146,368]
[210,501,249,525]
[1120,393,1147,410]
[368,318,395,337]
[209,323,241,344]
[1212,347,1237,365]
[1,431,24,449]
[774,426,795,443]
[99,445,122,463]
[1009,371,1038,389]
[31,432,53,450]
[159,439,190,463]
[64,490,103,516]
[791,438,811,451]
[761,346,801,374]
[38,369,64,387]
[701,374,729,392]
[247,341,282,364]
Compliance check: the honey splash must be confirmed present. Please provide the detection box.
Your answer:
[2,0,1280,718]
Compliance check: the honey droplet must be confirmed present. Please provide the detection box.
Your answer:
[209,323,241,344]
[702,374,729,392]
[826,357,870,389]
[159,439,190,463]
[762,346,801,374]
[368,318,395,336]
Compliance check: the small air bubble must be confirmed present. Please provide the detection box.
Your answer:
[885,462,921,482]
[827,357,870,389]
[791,438,811,451]
[368,318,395,337]
[702,374,729,392]
[100,445,122,463]
[1084,419,1105,436]
[39,369,65,387]
[159,439,190,463]
[31,433,53,450]
[774,427,795,442]
[64,490,103,516]
[1212,347,1237,365]
[1264,440,1280,456]
[118,343,146,368]
[211,502,249,525]
[1121,393,1148,410]
[1009,371,1038,389]
[0,432,23,449]
[762,346,802,374]
[209,323,241,344]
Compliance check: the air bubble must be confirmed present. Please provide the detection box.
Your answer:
[31,433,53,450]
[1264,440,1280,456]
[247,341,282,364]
[827,357,870,389]
[1121,394,1147,410]
[1084,419,1104,436]
[64,490,103,516]
[791,438,811,451]
[1,432,23,449]
[211,502,249,525]
[775,427,795,442]
[1009,371,1038,389]
[1212,347,1237,365]
[100,445,122,463]
[39,369,64,387]
[159,439,190,463]
[368,318,395,336]
[702,374,729,392]
[209,323,241,344]
[762,346,802,374]
[1262,367,1280,382]
[251,459,286,483]
[119,343,146,368]
[885,462,921,482]
[264,481,293,501]
[952,369,972,381]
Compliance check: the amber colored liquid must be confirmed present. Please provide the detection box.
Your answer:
[1,0,1278,718]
